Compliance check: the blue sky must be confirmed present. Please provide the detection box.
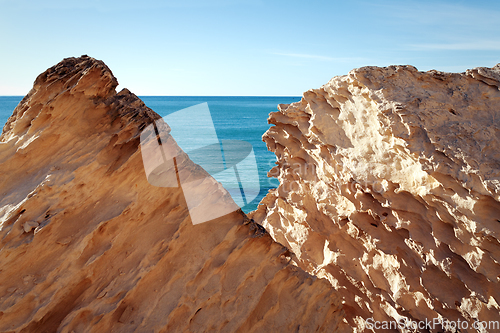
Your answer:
[0,0,499,96]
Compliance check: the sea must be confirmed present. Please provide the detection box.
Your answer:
[0,96,300,213]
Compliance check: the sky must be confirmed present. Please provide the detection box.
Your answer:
[0,0,499,96]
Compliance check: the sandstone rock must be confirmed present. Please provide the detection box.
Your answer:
[250,64,500,332]
[22,221,39,233]
[0,56,347,332]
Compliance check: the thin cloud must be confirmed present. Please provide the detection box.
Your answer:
[408,41,500,51]
[362,0,500,28]
[272,52,367,62]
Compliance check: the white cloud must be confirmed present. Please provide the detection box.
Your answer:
[364,0,500,28]
[271,52,368,63]
[408,41,500,51]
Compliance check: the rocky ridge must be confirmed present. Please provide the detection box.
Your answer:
[0,56,347,332]
[251,64,500,332]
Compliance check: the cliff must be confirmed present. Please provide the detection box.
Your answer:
[0,56,347,332]
[250,64,500,331]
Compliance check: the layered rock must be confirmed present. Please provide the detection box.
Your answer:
[251,64,500,331]
[0,56,347,332]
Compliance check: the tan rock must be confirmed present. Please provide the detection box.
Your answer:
[0,56,347,332]
[251,64,500,332]
[22,221,39,233]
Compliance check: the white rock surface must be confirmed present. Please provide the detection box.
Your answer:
[251,64,500,332]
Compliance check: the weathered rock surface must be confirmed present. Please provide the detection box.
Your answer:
[0,56,347,332]
[250,64,500,331]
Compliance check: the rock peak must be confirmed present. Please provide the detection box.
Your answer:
[0,57,347,332]
[34,55,118,99]
[0,56,158,143]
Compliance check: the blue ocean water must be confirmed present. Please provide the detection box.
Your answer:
[0,96,22,129]
[0,96,300,213]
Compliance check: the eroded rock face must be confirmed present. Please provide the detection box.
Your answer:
[250,64,500,331]
[0,56,347,332]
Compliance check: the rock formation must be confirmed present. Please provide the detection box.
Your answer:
[250,64,500,331]
[0,56,347,332]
